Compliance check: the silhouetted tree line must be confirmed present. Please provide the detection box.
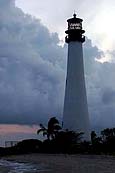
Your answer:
[0,117,115,156]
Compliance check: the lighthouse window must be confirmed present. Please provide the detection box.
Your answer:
[69,23,82,30]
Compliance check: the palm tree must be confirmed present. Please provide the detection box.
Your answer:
[101,128,113,141]
[91,131,97,144]
[91,131,102,145]
[37,117,62,140]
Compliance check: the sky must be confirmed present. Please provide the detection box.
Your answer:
[0,0,115,144]
[16,0,115,51]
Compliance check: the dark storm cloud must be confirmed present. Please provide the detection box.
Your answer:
[102,88,115,104]
[84,51,115,129]
[0,0,67,124]
[0,0,115,129]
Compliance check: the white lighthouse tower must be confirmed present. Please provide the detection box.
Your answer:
[63,13,90,140]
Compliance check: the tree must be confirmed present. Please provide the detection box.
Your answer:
[37,117,61,140]
[101,128,115,141]
[90,131,102,154]
[91,131,101,145]
[91,131,97,142]
[52,130,83,153]
[101,128,115,152]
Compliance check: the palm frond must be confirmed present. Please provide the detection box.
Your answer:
[43,131,47,136]
[39,123,46,130]
[37,128,45,134]
[54,124,62,130]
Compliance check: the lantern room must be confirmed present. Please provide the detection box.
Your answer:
[65,13,85,43]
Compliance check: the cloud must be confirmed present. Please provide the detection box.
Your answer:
[0,0,115,130]
[0,0,67,124]
[102,88,115,104]
[84,49,115,129]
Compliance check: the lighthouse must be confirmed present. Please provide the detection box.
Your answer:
[63,13,90,140]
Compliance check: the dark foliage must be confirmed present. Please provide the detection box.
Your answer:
[1,117,115,156]
[37,117,84,153]
[39,130,83,154]
[0,139,42,156]
[15,139,42,153]
[37,117,61,140]
[100,128,115,153]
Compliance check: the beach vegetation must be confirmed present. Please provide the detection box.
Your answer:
[37,117,62,140]
[1,117,115,156]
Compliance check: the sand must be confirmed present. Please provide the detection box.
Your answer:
[3,154,115,173]
[0,166,10,173]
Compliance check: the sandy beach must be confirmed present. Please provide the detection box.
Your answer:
[1,154,115,173]
[0,167,10,173]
